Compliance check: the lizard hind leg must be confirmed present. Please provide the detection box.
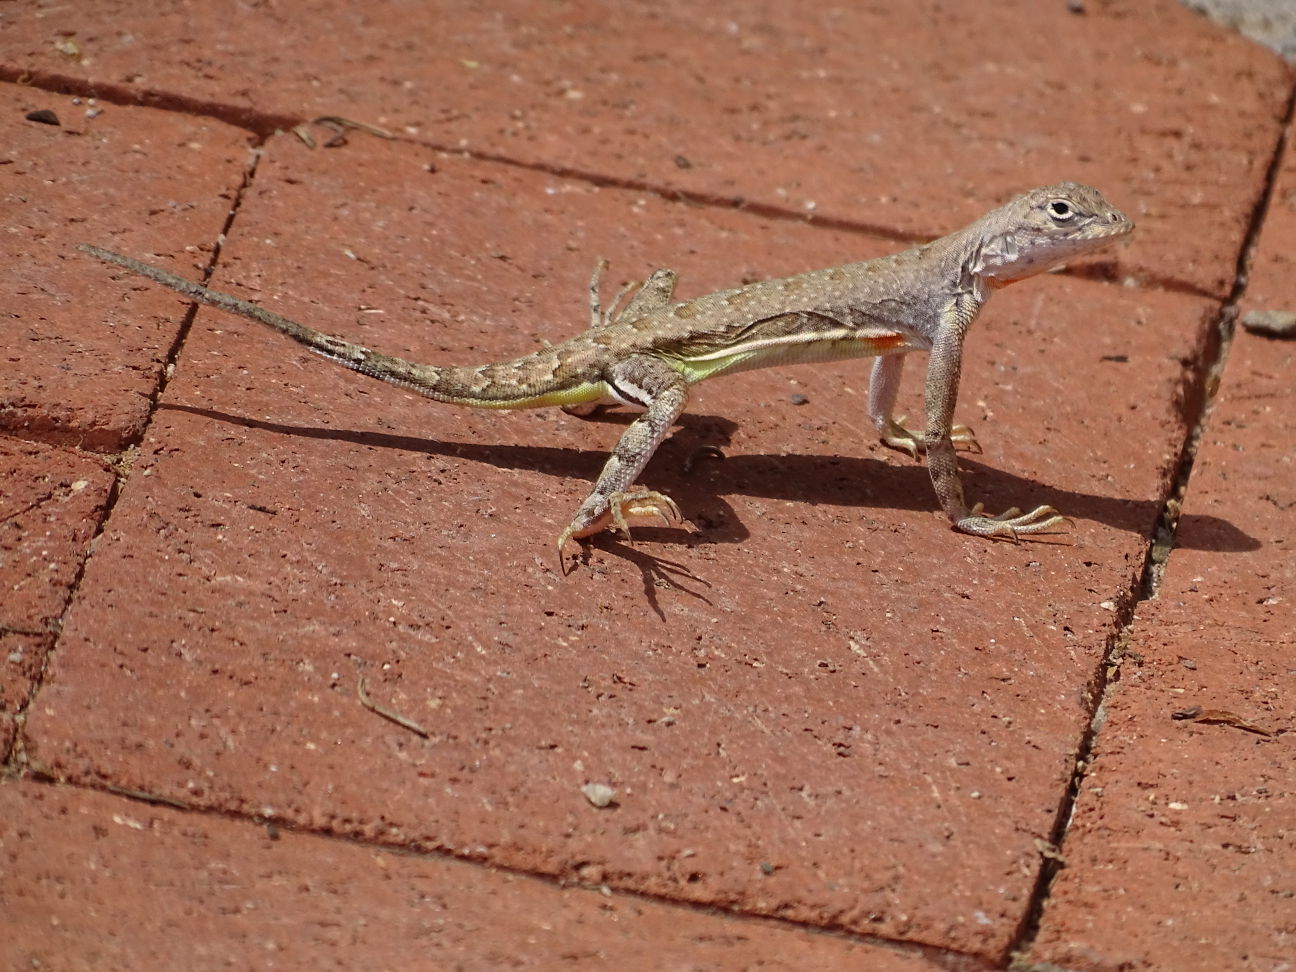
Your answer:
[617,267,678,322]
[586,260,679,329]
[566,264,681,418]
[557,355,690,554]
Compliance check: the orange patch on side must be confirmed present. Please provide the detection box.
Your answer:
[868,333,910,351]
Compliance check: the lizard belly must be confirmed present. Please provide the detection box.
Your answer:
[462,379,614,410]
[670,328,917,384]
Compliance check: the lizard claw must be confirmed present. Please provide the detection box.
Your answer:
[955,502,1070,540]
[950,424,982,454]
[557,486,684,554]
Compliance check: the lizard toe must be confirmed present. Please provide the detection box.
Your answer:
[607,486,683,538]
[956,503,1068,540]
[880,416,923,459]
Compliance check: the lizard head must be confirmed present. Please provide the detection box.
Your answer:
[970,182,1134,285]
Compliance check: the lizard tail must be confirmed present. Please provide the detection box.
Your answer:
[81,245,599,409]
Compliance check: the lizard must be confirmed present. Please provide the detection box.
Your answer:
[81,181,1133,556]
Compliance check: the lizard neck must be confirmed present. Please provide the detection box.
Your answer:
[936,222,1000,303]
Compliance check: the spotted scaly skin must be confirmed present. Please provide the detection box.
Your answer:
[82,182,1133,558]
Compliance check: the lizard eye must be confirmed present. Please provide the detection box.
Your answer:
[1047,199,1074,221]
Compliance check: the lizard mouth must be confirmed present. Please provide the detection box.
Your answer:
[1094,212,1136,240]
[1071,216,1135,256]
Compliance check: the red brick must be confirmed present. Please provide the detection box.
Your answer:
[0,780,964,972]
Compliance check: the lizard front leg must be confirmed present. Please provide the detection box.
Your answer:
[558,355,689,551]
[869,355,980,458]
[924,303,1064,539]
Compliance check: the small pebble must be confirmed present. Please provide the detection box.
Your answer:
[1241,310,1296,339]
[580,783,616,808]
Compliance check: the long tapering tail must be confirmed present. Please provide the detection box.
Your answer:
[81,244,605,409]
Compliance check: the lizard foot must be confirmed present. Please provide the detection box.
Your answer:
[954,502,1069,540]
[557,487,683,552]
[881,417,981,458]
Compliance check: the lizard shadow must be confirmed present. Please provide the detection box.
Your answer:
[162,403,1258,553]
[689,452,1258,553]
[569,541,716,621]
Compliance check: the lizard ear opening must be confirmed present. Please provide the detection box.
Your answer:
[969,234,1019,277]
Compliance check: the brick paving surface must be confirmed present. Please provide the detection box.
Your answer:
[2,2,1292,969]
